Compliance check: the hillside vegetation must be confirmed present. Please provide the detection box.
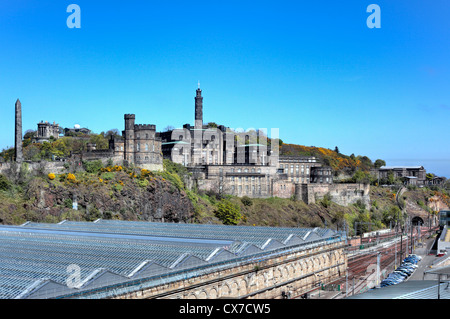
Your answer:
[1,158,448,235]
[280,143,384,172]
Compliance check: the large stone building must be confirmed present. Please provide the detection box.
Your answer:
[377,166,427,185]
[159,86,335,200]
[33,121,61,143]
[84,114,163,171]
[9,92,370,205]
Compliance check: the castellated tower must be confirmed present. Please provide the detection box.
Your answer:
[123,114,136,163]
[121,113,163,170]
[15,99,23,163]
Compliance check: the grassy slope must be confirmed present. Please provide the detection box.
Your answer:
[1,163,448,232]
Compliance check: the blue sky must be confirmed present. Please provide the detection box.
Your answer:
[1,1,449,177]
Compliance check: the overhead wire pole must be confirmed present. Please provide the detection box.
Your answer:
[396,186,406,265]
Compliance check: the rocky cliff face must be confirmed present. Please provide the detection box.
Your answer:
[23,172,194,223]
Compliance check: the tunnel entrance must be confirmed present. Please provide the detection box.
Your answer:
[412,216,424,226]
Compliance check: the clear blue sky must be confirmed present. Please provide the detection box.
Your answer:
[1,1,449,177]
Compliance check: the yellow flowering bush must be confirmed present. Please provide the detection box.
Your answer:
[67,173,76,182]
[48,173,56,180]
[141,169,151,178]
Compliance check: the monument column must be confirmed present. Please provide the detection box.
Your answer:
[15,99,23,163]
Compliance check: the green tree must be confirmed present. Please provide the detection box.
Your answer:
[374,159,386,169]
[214,199,242,225]
[89,134,109,150]
[352,170,367,183]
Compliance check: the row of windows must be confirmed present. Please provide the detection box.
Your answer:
[311,177,331,183]
[225,168,263,173]
[229,176,267,182]
[135,133,153,139]
[136,144,155,152]
[313,170,332,176]
[230,185,267,195]
[118,144,158,152]
[280,164,310,175]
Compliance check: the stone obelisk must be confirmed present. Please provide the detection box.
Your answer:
[15,99,23,163]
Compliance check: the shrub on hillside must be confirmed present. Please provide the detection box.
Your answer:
[214,199,242,225]
[241,196,253,206]
[0,174,11,191]
[83,160,103,174]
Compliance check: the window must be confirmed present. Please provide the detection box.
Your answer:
[145,144,149,151]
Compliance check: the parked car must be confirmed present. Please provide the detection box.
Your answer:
[402,262,417,268]
[408,254,422,261]
[395,269,412,276]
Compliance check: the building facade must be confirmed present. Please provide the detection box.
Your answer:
[378,166,427,185]
[33,121,61,143]
[278,156,322,184]
[159,87,333,199]
[120,114,163,170]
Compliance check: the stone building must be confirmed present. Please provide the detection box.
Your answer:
[82,114,163,171]
[278,156,322,184]
[64,125,91,136]
[310,166,333,184]
[33,121,61,143]
[158,87,336,199]
[378,166,427,185]
[118,114,163,170]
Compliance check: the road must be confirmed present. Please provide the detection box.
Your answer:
[408,237,437,281]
